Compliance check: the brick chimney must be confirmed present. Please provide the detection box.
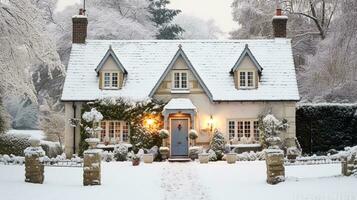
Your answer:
[272,7,288,38]
[72,8,88,44]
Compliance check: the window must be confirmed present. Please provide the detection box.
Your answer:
[98,120,129,144]
[102,72,120,89]
[173,71,188,89]
[253,121,260,141]
[228,119,260,142]
[239,71,255,88]
[228,121,235,140]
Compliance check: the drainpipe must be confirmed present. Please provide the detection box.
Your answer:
[72,102,77,155]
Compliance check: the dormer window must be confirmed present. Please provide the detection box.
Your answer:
[173,71,188,90]
[103,72,119,89]
[239,71,255,88]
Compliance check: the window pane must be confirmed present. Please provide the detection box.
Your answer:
[114,121,121,142]
[240,72,246,87]
[247,72,254,87]
[109,121,115,139]
[104,73,111,87]
[244,121,251,138]
[253,121,259,141]
[112,73,118,88]
[181,73,187,88]
[174,73,180,88]
[122,122,129,142]
[228,121,235,140]
[100,121,106,142]
[237,121,244,140]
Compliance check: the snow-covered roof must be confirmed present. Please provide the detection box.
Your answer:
[61,39,300,102]
[163,98,197,111]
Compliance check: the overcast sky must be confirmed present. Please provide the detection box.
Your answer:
[56,0,238,37]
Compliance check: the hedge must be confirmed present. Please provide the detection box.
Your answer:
[296,104,357,154]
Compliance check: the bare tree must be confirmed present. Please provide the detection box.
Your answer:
[41,111,65,146]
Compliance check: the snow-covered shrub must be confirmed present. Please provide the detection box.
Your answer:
[148,146,159,160]
[189,146,202,160]
[137,149,145,160]
[40,141,62,158]
[210,129,225,160]
[208,149,217,161]
[260,114,288,148]
[0,134,30,156]
[188,129,198,140]
[113,144,128,161]
[4,96,39,129]
[236,151,265,161]
[41,111,65,147]
[101,151,114,162]
[287,147,301,157]
[159,129,169,139]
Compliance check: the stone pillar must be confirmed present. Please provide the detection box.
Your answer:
[265,149,285,185]
[342,152,357,176]
[24,139,45,184]
[83,149,102,186]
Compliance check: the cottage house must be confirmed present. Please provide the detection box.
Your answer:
[61,8,299,157]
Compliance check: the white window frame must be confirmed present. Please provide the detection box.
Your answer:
[98,120,130,143]
[102,71,120,89]
[239,70,255,89]
[172,71,188,90]
[227,119,260,142]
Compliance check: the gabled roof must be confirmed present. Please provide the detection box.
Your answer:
[148,46,213,101]
[61,39,300,102]
[95,45,127,74]
[230,44,263,74]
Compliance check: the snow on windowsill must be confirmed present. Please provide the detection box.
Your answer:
[170,90,190,94]
[229,144,262,148]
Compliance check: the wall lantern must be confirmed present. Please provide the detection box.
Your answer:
[207,115,214,132]
[145,118,155,129]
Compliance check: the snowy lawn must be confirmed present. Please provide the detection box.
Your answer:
[0,161,356,200]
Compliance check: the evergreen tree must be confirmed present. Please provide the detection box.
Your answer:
[210,129,226,160]
[148,0,184,39]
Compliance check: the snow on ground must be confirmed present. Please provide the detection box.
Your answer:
[0,161,356,200]
[6,129,45,140]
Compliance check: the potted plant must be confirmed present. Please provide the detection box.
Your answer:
[189,146,202,160]
[198,152,210,164]
[226,152,237,164]
[143,153,154,163]
[132,155,141,166]
[189,129,198,146]
[159,129,169,147]
[286,147,300,163]
[159,146,170,160]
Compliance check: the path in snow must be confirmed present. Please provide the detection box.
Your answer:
[161,162,210,200]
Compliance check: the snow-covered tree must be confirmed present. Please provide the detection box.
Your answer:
[148,0,184,39]
[40,111,65,146]
[210,129,226,160]
[0,95,10,134]
[174,15,222,39]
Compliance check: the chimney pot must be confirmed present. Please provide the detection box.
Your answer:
[276,8,282,16]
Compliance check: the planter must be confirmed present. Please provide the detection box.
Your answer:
[287,154,298,163]
[132,159,140,166]
[85,138,100,149]
[143,154,154,163]
[159,147,170,160]
[198,153,209,164]
[226,153,237,164]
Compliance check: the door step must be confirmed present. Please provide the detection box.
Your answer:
[168,157,191,162]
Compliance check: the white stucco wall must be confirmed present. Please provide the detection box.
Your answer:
[154,93,296,145]
[64,102,83,158]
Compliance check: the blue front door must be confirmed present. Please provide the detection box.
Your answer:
[171,119,189,156]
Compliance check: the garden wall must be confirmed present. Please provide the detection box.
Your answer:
[296,104,357,154]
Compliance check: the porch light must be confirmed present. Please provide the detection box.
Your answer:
[145,118,155,127]
[207,115,214,132]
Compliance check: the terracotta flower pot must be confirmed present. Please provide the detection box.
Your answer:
[132,159,140,166]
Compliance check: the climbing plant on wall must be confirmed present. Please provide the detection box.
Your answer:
[79,98,165,155]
